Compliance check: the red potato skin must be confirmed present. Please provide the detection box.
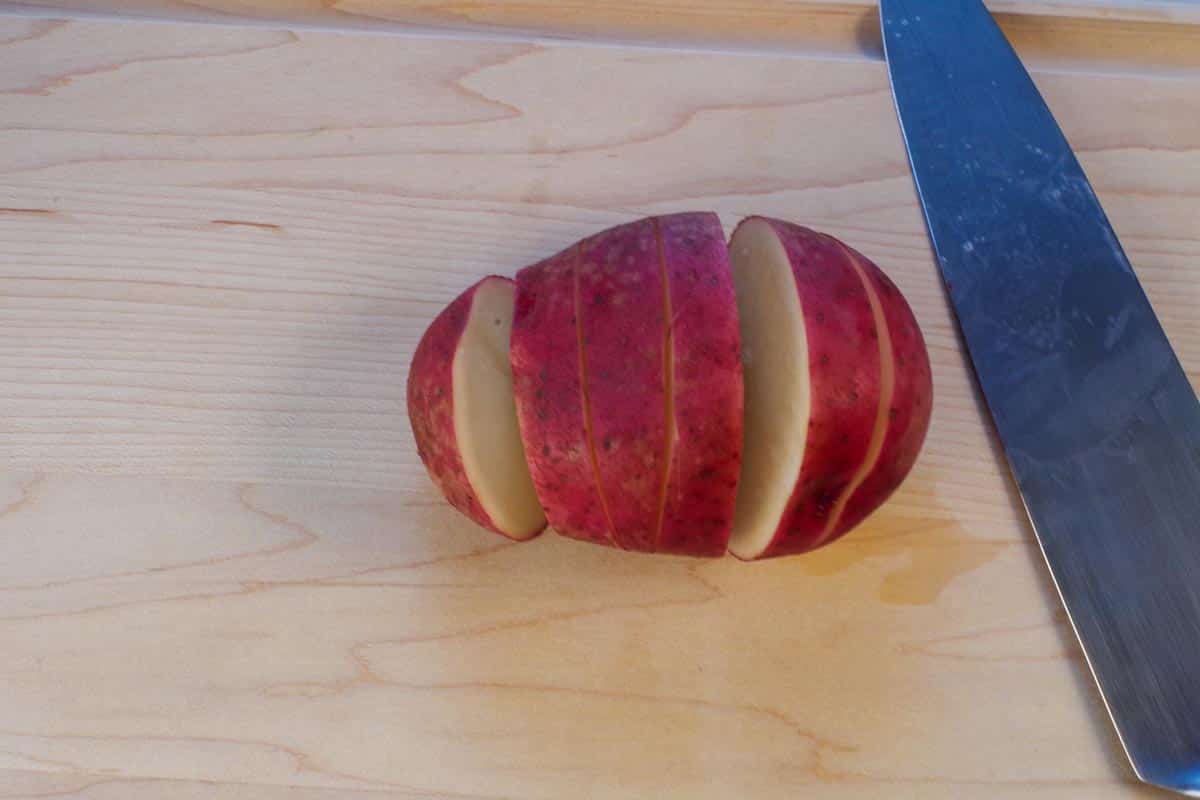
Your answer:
[407,277,508,536]
[657,213,743,557]
[511,247,612,545]
[833,244,933,538]
[738,218,882,559]
[577,219,667,551]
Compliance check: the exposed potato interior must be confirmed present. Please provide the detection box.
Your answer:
[727,219,811,559]
[454,278,546,539]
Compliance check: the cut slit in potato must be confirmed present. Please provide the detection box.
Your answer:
[453,278,546,539]
[727,219,811,559]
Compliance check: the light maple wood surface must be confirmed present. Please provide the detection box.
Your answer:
[1,2,1199,93]
[2,0,1200,54]
[2,12,1199,799]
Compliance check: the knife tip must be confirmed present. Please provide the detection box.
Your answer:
[1130,759,1200,798]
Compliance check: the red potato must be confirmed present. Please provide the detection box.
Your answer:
[411,213,928,560]
[510,247,614,546]
[407,276,546,540]
[727,218,931,560]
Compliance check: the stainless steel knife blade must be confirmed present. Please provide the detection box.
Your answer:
[881,0,1200,794]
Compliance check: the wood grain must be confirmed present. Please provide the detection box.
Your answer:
[1,0,1199,74]
[0,14,1198,799]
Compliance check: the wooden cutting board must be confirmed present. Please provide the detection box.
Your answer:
[0,8,1198,799]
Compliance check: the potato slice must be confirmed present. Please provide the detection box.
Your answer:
[511,248,614,545]
[408,276,545,540]
[656,213,743,557]
[512,215,743,555]
[576,218,667,551]
[835,243,933,536]
[728,218,883,559]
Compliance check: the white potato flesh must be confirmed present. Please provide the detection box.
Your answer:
[453,278,546,539]
[727,219,811,559]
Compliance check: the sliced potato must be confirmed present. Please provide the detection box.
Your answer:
[409,276,545,540]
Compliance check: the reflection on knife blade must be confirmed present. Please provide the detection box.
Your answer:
[882,0,1200,795]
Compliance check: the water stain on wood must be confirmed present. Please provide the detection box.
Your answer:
[799,514,1012,606]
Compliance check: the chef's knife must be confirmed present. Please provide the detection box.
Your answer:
[881,0,1200,794]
